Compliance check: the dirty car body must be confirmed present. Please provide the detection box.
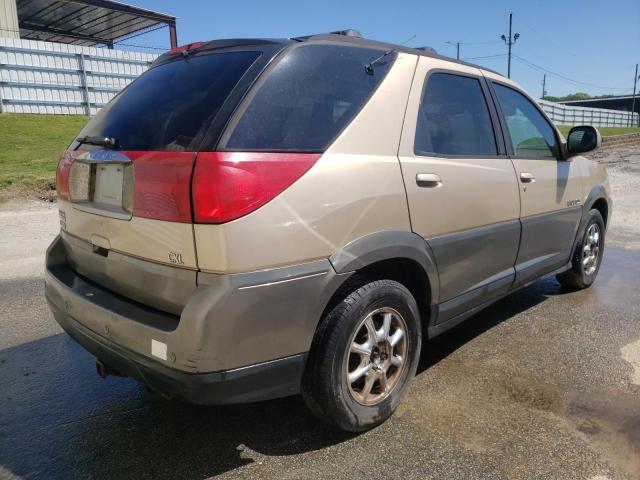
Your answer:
[45,31,611,431]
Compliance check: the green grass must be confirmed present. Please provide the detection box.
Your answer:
[557,125,640,137]
[0,113,88,190]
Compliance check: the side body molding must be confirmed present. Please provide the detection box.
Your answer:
[329,230,440,306]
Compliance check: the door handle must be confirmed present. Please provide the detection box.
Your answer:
[416,173,442,188]
[520,172,536,183]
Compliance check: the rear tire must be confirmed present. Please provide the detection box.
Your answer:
[556,209,605,290]
[301,280,421,432]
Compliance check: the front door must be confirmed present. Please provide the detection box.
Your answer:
[488,79,583,286]
[398,58,521,323]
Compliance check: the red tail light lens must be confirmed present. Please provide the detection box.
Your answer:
[192,152,320,224]
[55,151,75,201]
[130,152,195,223]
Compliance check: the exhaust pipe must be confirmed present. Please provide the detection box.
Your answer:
[96,360,125,378]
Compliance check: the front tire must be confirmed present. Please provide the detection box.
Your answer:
[301,280,421,432]
[556,209,605,290]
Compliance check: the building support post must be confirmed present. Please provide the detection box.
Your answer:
[78,53,92,116]
[631,63,638,128]
[169,22,178,49]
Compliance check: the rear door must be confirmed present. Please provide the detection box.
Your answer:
[488,79,583,286]
[398,58,521,323]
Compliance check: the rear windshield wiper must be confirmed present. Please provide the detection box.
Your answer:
[364,34,416,75]
[76,136,117,149]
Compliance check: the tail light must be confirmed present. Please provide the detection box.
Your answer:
[55,151,75,201]
[192,152,320,224]
[56,150,319,225]
[130,152,195,223]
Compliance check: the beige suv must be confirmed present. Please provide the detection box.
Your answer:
[45,31,610,432]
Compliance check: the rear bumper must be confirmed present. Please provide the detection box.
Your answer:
[45,234,348,404]
[50,299,306,404]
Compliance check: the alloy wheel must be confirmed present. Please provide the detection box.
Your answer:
[344,307,409,406]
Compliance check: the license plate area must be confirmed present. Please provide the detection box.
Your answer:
[70,159,133,220]
[94,164,124,207]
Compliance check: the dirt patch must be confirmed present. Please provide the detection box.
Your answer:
[0,180,57,204]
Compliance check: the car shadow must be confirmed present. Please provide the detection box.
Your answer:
[0,274,588,480]
[418,275,566,373]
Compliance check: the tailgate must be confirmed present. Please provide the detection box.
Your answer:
[57,150,198,314]
[53,46,279,311]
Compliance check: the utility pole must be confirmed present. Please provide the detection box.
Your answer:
[541,73,547,99]
[446,41,460,60]
[631,63,639,127]
[501,12,520,79]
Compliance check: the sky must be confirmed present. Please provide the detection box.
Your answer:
[120,0,640,99]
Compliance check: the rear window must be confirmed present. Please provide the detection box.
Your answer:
[223,44,395,152]
[76,51,261,151]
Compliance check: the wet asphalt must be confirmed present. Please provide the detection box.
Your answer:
[1,203,640,479]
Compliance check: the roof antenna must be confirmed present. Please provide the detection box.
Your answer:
[364,34,416,75]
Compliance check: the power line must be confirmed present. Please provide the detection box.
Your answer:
[462,53,507,61]
[513,55,630,91]
[445,41,460,59]
[110,41,168,51]
[442,38,504,59]
[443,40,502,46]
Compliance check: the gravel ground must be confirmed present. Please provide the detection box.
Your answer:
[595,146,640,250]
[0,149,639,480]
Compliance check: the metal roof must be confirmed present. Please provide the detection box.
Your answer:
[560,95,637,104]
[16,0,177,48]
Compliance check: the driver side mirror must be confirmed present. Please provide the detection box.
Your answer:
[566,125,601,157]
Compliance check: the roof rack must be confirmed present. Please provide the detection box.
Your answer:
[415,46,438,55]
[293,29,363,41]
[329,29,363,38]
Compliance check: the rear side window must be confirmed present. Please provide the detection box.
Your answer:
[415,73,497,156]
[223,44,394,152]
[493,83,557,159]
[77,51,261,151]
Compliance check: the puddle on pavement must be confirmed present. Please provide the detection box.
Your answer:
[565,390,640,480]
[492,373,640,479]
[398,359,640,479]
[621,339,640,385]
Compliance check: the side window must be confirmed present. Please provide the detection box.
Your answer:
[493,83,557,159]
[414,72,497,156]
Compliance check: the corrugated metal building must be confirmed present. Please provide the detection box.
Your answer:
[0,0,176,115]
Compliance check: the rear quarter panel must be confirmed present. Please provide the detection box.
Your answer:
[194,52,419,273]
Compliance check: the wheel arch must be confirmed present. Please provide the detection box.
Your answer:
[591,197,609,228]
[327,231,439,327]
[570,185,610,259]
[584,184,610,227]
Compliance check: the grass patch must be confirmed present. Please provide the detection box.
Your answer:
[557,125,640,137]
[0,113,88,194]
